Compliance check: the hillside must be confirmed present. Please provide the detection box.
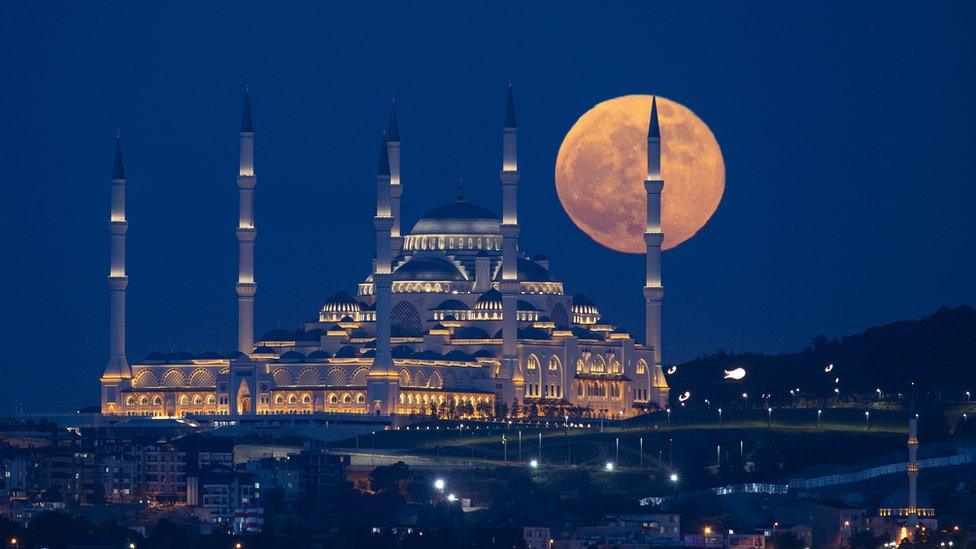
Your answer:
[670,305,976,401]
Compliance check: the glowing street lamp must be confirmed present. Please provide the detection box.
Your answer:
[434,478,445,492]
[717,408,723,426]
[605,461,614,471]
[865,410,871,430]
[669,472,679,483]
[666,407,671,424]
[817,409,822,427]
[529,459,539,469]
[447,493,458,502]
[767,407,773,427]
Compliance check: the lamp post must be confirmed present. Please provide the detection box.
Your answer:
[615,437,619,465]
[518,430,522,462]
[639,437,643,468]
[741,392,749,409]
[666,407,671,425]
[865,410,871,431]
[718,408,722,426]
[767,407,772,428]
[817,409,822,428]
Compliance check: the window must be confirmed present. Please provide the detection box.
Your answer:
[526,355,539,370]
[636,360,647,375]
[548,356,560,371]
[356,394,365,404]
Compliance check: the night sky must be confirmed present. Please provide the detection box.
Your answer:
[1,2,974,412]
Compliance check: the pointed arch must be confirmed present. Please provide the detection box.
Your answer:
[296,367,321,386]
[413,369,427,388]
[188,369,215,388]
[272,368,294,386]
[161,369,185,387]
[550,302,569,327]
[133,370,159,388]
[325,368,346,386]
[391,301,423,336]
[398,369,411,386]
[350,367,368,386]
[427,370,443,389]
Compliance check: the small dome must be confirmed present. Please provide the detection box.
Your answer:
[493,258,554,282]
[144,351,167,363]
[453,326,489,340]
[531,253,548,261]
[472,349,494,359]
[321,291,362,314]
[572,293,599,315]
[517,300,538,311]
[413,349,443,360]
[392,345,414,359]
[410,200,501,236]
[304,350,331,362]
[881,488,933,511]
[253,346,277,355]
[165,351,194,362]
[571,326,603,340]
[279,351,305,363]
[474,288,503,311]
[333,345,358,359]
[433,299,470,311]
[198,351,221,360]
[443,349,475,362]
[299,329,324,342]
[393,257,466,282]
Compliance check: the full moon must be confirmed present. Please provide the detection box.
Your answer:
[555,95,725,252]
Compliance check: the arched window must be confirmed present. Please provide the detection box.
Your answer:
[152,396,162,406]
[179,395,188,405]
[207,395,216,405]
[140,396,149,405]
[193,395,202,405]
[356,394,365,404]
[548,356,560,372]
[275,395,284,404]
[342,394,352,404]
[576,359,585,374]
[526,355,539,370]
[301,394,311,404]
[288,394,298,404]
[636,360,647,375]
[591,355,606,373]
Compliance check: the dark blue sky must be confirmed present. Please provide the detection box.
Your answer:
[1,2,974,411]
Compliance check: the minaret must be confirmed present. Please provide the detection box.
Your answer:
[101,133,132,412]
[387,95,403,254]
[236,86,257,355]
[907,394,920,527]
[643,95,665,373]
[366,131,399,415]
[499,83,524,403]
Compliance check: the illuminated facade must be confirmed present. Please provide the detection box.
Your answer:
[100,87,670,420]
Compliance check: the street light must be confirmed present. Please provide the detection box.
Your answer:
[718,408,723,426]
[865,410,871,430]
[767,407,772,427]
[817,409,823,427]
[447,493,458,502]
[434,478,445,492]
[529,459,539,469]
[669,472,679,483]
[666,408,671,424]
[605,461,614,471]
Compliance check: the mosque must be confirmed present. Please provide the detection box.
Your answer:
[99,86,670,420]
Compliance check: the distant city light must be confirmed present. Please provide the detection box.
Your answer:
[605,462,614,471]
[447,493,457,502]
[434,478,445,491]
[723,367,747,380]
[529,459,539,468]
[669,473,679,482]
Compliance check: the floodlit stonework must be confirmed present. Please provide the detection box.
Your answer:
[100,87,669,420]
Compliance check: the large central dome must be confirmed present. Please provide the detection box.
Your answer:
[410,199,500,236]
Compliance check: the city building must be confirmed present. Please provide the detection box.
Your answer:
[99,87,669,420]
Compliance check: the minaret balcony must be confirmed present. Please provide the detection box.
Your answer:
[109,220,128,235]
[644,179,664,193]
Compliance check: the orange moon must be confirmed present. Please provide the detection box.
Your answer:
[555,95,725,252]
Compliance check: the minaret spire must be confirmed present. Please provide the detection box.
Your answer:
[236,85,257,354]
[386,94,403,254]
[367,129,399,415]
[499,82,523,406]
[643,94,665,379]
[101,132,132,413]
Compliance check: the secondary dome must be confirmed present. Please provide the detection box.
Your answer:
[410,199,500,236]
[393,257,467,282]
[493,257,554,282]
